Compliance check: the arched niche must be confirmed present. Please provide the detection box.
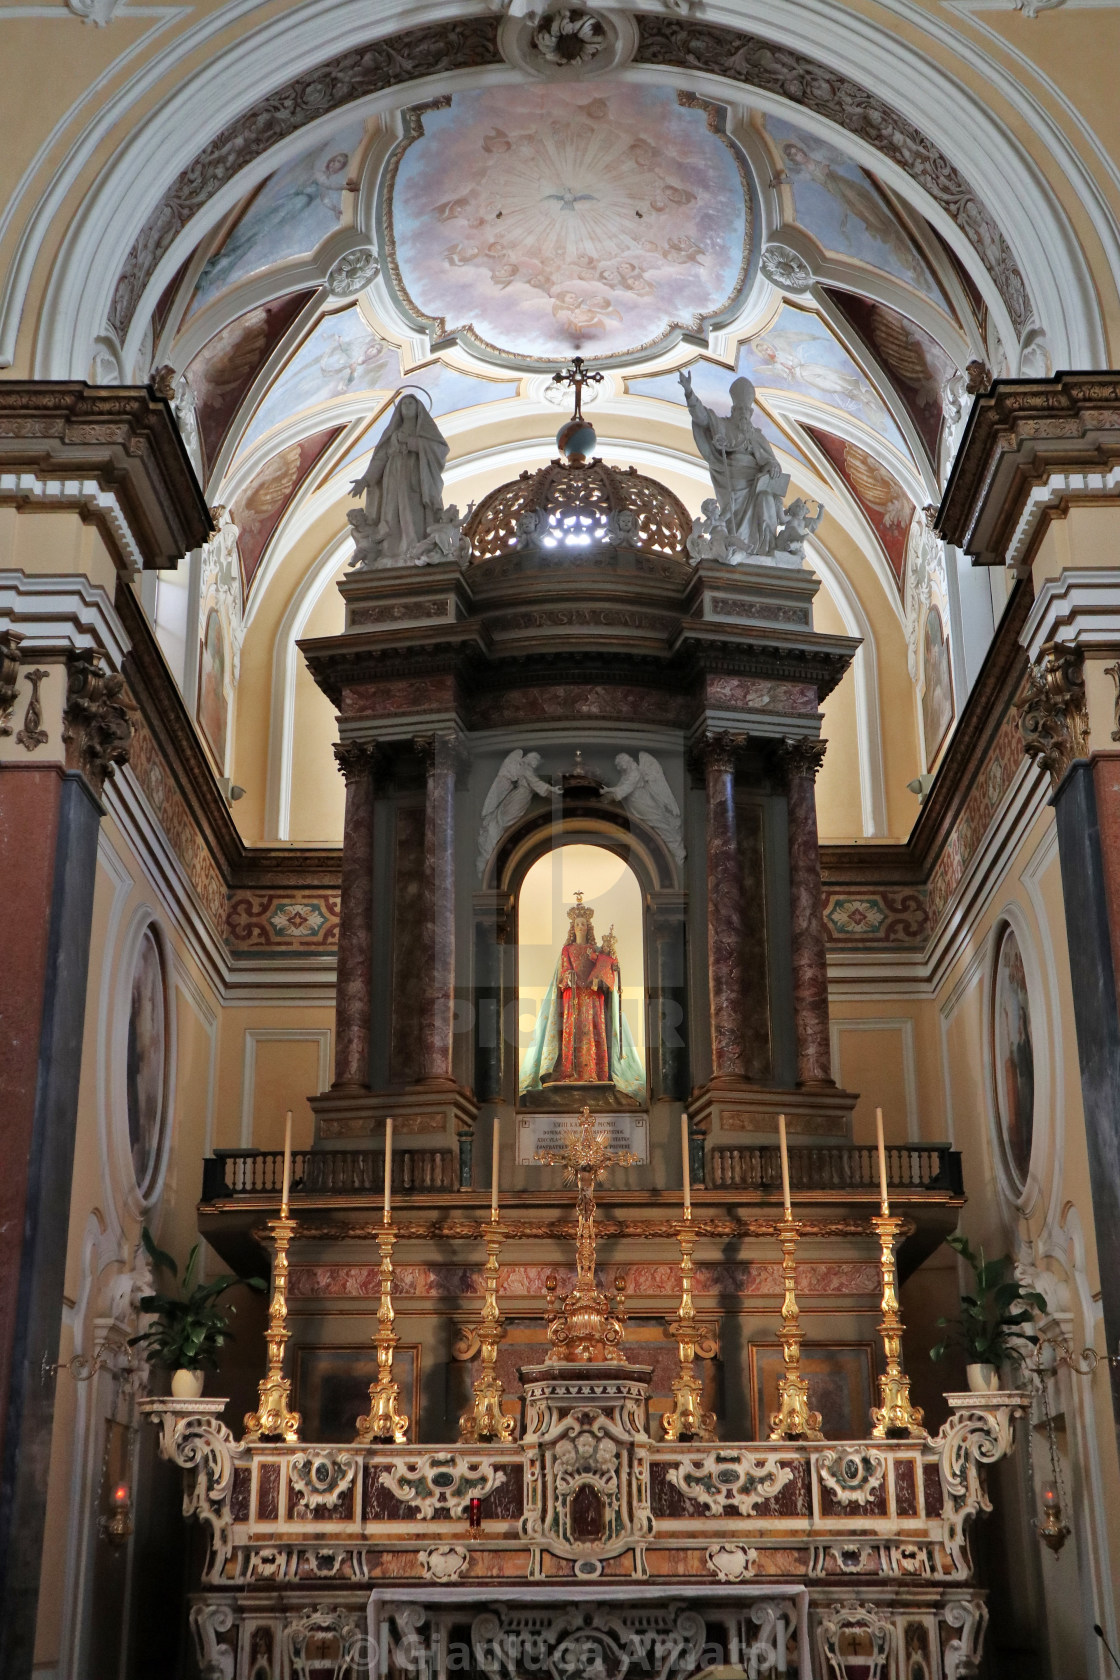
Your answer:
[473,807,688,1109]
[516,841,647,1103]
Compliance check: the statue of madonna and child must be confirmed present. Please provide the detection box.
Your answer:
[348,391,472,569]
[519,892,645,1106]
[679,369,823,567]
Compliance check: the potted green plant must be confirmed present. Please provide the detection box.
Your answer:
[129,1228,265,1399]
[930,1232,1048,1392]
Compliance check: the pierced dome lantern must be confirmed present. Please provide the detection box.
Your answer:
[463,457,693,562]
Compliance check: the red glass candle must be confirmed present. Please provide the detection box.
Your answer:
[468,1496,482,1533]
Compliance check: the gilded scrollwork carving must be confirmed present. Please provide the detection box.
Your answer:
[668,1448,794,1516]
[932,1394,1027,1570]
[376,1451,507,1518]
[62,650,136,791]
[1015,643,1088,787]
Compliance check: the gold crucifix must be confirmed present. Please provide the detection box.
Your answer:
[536,1105,637,1363]
[550,356,604,422]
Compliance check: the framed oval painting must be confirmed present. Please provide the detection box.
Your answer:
[991,924,1035,1189]
[126,925,169,1196]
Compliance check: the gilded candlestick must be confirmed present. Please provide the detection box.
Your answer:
[870,1212,925,1438]
[243,1215,301,1443]
[458,1220,516,1443]
[662,1217,717,1442]
[769,1215,822,1441]
[355,1218,410,1444]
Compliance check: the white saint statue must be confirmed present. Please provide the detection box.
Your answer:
[679,370,789,558]
[601,752,686,865]
[348,393,450,568]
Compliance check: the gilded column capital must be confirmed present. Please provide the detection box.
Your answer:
[413,731,469,776]
[775,735,828,782]
[332,740,379,784]
[62,650,136,795]
[691,730,747,779]
[1016,643,1089,789]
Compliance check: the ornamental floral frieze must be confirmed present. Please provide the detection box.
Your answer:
[128,716,227,931]
[927,706,1024,928]
[225,890,341,953]
[821,890,928,946]
[288,1260,883,1299]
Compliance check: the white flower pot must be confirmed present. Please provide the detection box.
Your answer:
[171,1368,205,1400]
[966,1363,999,1394]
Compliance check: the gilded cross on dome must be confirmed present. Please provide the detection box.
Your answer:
[550,356,603,422]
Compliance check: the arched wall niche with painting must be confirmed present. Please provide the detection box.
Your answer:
[921,604,954,768]
[197,605,230,770]
[125,922,173,1201]
[990,921,1035,1195]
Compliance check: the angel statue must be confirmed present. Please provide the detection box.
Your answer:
[348,393,450,568]
[774,497,824,562]
[679,369,789,558]
[405,503,473,567]
[477,749,555,878]
[602,752,686,865]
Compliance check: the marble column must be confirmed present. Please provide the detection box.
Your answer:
[779,736,833,1087]
[701,733,746,1085]
[419,734,462,1087]
[0,653,133,1679]
[331,743,377,1090]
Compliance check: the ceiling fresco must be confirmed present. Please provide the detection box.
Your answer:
[229,427,342,592]
[184,292,315,474]
[807,426,915,583]
[188,120,368,320]
[825,290,955,464]
[733,305,908,455]
[382,84,754,365]
[764,114,946,306]
[239,305,519,456]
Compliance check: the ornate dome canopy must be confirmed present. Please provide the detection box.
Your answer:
[463,458,693,562]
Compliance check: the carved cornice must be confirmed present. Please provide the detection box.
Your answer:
[0,383,211,569]
[266,1216,911,1243]
[1016,643,1089,789]
[937,374,1120,569]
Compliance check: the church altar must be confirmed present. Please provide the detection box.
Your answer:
[142,1382,1023,1680]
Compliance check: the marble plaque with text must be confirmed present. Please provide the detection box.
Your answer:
[517,1112,649,1166]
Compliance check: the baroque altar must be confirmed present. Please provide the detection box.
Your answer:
[145,1376,1023,1679]
[172,393,1022,1680]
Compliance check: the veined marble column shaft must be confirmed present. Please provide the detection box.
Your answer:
[420,734,461,1086]
[781,737,832,1087]
[332,743,377,1089]
[702,734,746,1084]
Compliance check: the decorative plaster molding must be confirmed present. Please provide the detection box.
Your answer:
[0,384,209,574]
[937,374,1120,568]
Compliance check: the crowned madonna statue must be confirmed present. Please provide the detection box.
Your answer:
[520,892,645,1106]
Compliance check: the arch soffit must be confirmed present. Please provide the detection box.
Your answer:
[24,8,1106,381]
[491,810,680,898]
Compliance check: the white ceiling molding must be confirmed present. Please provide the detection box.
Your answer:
[12,0,1106,381]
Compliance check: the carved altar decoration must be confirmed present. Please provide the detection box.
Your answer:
[144,1388,1026,1679]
